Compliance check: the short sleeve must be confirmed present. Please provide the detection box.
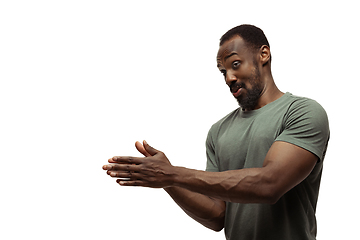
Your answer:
[275,99,330,161]
[205,126,220,172]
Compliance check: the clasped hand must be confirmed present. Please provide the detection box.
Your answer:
[102,141,175,188]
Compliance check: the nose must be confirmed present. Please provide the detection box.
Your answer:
[225,72,237,87]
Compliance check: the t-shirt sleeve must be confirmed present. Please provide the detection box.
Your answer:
[275,98,330,161]
[205,126,220,172]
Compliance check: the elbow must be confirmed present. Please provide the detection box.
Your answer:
[208,218,224,232]
[263,187,284,205]
[265,193,281,205]
[213,226,224,232]
[239,172,284,204]
[199,218,224,232]
[207,212,225,232]
[255,173,286,204]
[252,181,283,205]
[190,206,224,232]
[204,209,225,232]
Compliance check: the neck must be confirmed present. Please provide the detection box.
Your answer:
[246,74,284,111]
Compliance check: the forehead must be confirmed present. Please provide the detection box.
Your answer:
[217,36,250,64]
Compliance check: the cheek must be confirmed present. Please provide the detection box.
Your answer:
[237,62,255,78]
[244,73,261,89]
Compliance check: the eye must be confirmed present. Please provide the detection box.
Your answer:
[232,60,241,69]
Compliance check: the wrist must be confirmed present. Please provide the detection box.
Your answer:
[166,166,182,189]
[169,166,193,189]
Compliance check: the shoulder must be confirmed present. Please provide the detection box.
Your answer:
[285,93,329,125]
[276,93,330,160]
[209,108,240,133]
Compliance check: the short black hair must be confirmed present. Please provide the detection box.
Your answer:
[220,24,270,51]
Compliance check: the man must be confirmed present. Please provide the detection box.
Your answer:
[103,24,330,240]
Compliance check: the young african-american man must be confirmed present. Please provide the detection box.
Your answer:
[103,24,330,240]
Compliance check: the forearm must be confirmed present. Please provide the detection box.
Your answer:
[172,167,277,204]
[164,186,225,231]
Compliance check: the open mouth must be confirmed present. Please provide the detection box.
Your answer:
[232,88,242,97]
[230,83,244,98]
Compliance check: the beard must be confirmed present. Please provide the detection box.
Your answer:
[235,65,263,111]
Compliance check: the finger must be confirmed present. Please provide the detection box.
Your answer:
[108,171,140,179]
[143,140,160,156]
[135,141,151,157]
[117,179,145,187]
[108,163,140,172]
[109,156,142,164]
[106,168,131,175]
[103,164,113,170]
[103,164,130,173]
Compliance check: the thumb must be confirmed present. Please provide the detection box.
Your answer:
[143,140,160,156]
[135,141,151,157]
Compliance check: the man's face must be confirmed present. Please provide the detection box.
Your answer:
[217,36,264,111]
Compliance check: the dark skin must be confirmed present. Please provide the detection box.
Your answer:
[103,36,319,231]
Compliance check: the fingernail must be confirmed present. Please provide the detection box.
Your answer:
[144,140,148,145]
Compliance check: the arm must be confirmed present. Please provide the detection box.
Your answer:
[104,140,317,204]
[103,141,225,231]
[173,141,318,204]
[136,142,226,231]
[164,187,225,231]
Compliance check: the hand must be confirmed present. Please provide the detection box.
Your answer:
[102,141,176,188]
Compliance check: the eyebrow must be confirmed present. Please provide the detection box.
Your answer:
[217,52,238,69]
[224,52,238,61]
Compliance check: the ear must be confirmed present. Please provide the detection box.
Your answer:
[259,45,271,66]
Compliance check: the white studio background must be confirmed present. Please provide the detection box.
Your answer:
[0,1,358,239]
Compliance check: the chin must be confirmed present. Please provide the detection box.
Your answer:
[236,95,259,111]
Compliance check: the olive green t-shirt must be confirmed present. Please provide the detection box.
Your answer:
[206,92,329,240]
